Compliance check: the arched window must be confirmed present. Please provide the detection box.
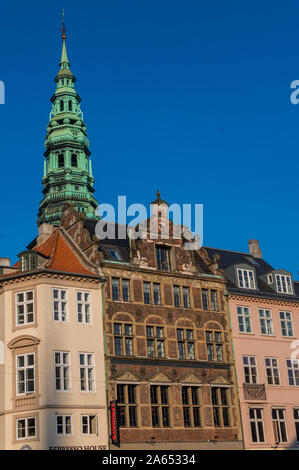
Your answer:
[59,100,64,112]
[71,154,78,167]
[58,154,64,168]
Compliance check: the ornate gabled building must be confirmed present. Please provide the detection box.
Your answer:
[58,199,244,450]
[37,24,98,226]
[205,241,299,449]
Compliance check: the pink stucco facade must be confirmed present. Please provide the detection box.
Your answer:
[230,294,299,449]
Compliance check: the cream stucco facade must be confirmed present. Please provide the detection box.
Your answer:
[0,272,108,450]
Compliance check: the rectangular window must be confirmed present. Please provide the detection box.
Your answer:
[211,387,231,427]
[146,326,165,357]
[79,353,95,392]
[243,356,258,384]
[206,331,224,361]
[143,282,151,304]
[117,384,138,427]
[237,306,252,333]
[201,289,209,310]
[173,285,181,307]
[112,278,120,301]
[275,274,293,294]
[272,409,288,443]
[53,289,68,322]
[54,351,71,391]
[210,290,218,311]
[294,409,299,441]
[249,408,265,443]
[56,415,72,435]
[182,386,201,427]
[16,353,35,395]
[153,283,161,305]
[177,328,195,360]
[114,323,133,356]
[150,385,170,427]
[237,269,255,289]
[280,311,294,337]
[156,246,170,271]
[265,358,280,385]
[259,309,273,335]
[16,417,36,440]
[77,292,91,324]
[183,287,190,308]
[15,291,34,326]
[122,279,130,302]
[82,415,97,434]
[286,359,299,386]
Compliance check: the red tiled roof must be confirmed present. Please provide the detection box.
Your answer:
[0,229,97,278]
[36,229,96,276]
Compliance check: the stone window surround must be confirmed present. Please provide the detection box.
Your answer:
[12,285,38,332]
[8,336,40,411]
[13,411,40,444]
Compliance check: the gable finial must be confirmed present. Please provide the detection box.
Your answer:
[61,8,66,40]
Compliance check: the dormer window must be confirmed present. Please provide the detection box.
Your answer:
[275,274,293,294]
[20,251,37,272]
[267,274,273,284]
[237,268,255,289]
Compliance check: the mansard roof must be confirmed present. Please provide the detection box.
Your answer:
[204,246,299,302]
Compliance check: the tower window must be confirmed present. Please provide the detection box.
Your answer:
[71,154,78,167]
[59,100,64,112]
[68,101,72,112]
[58,154,64,168]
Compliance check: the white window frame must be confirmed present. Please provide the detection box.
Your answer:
[79,353,95,392]
[237,268,256,289]
[280,311,294,337]
[56,414,72,435]
[259,309,274,336]
[16,417,36,440]
[272,408,288,443]
[237,306,252,333]
[243,356,258,384]
[275,274,293,294]
[16,353,35,396]
[54,351,71,392]
[265,357,280,385]
[15,290,35,326]
[52,288,68,322]
[76,291,92,324]
[81,415,98,435]
[249,408,265,443]
[286,359,299,386]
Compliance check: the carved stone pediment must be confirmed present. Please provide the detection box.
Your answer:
[149,372,172,383]
[207,375,231,385]
[180,373,202,384]
[115,370,140,382]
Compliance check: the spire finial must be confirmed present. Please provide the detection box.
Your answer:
[62,9,66,40]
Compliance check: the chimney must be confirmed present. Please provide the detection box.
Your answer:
[36,223,54,247]
[0,257,10,267]
[248,239,262,258]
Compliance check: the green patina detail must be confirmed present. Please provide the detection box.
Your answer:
[37,36,99,226]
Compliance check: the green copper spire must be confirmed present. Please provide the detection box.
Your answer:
[37,20,99,226]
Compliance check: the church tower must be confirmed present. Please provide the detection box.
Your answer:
[37,20,98,226]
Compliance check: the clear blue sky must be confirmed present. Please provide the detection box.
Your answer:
[0,0,298,276]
